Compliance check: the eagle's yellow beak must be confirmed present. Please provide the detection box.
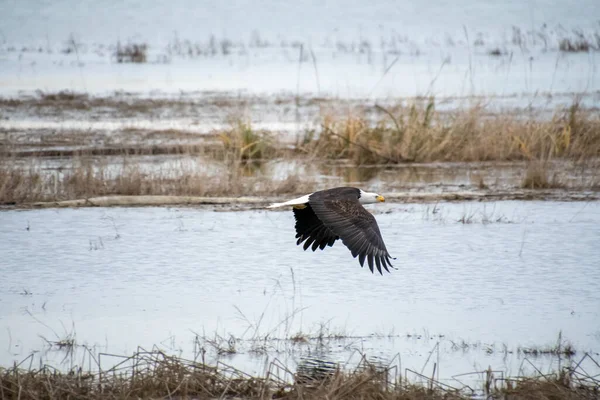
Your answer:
[376,195,385,202]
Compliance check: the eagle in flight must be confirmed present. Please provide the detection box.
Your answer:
[268,186,395,275]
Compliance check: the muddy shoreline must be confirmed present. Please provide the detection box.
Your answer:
[2,91,599,206]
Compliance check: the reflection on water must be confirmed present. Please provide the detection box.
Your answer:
[0,201,599,385]
[312,160,599,192]
[318,163,482,187]
[235,160,266,178]
[295,357,338,384]
[319,164,384,183]
[7,155,578,196]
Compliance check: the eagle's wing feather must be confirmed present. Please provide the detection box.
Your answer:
[308,198,394,274]
[293,205,339,252]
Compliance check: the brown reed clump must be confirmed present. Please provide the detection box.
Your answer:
[522,161,562,189]
[1,349,598,400]
[218,119,276,162]
[2,96,599,205]
[0,155,311,205]
[502,374,599,400]
[4,95,599,167]
[115,42,148,63]
[306,99,600,165]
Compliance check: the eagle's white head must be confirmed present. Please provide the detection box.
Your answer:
[359,189,385,204]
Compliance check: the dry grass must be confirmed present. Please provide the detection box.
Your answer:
[0,156,309,205]
[0,90,221,119]
[3,94,599,165]
[558,30,599,53]
[522,161,563,189]
[305,99,600,165]
[2,96,599,205]
[115,42,148,63]
[1,350,598,400]
[217,119,276,161]
[518,332,577,358]
[502,375,600,399]
[4,93,599,165]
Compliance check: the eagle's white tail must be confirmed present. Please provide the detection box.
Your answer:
[267,193,311,208]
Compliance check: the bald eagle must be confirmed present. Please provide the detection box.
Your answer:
[267,187,395,274]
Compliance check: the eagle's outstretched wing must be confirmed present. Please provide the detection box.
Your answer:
[293,205,339,251]
[308,192,395,274]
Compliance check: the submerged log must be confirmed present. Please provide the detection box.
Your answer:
[20,190,598,209]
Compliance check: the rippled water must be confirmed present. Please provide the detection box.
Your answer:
[1,201,599,385]
[1,0,598,97]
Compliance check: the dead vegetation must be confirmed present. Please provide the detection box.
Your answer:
[0,157,310,205]
[3,93,599,166]
[217,119,276,161]
[5,24,599,62]
[305,99,600,164]
[558,30,599,53]
[0,349,598,400]
[522,161,562,189]
[115,42,148,63]
[518,331,577,358]
[0,90,220,119]
[2,94,599,205]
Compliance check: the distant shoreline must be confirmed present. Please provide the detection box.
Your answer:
[1,91,599,206]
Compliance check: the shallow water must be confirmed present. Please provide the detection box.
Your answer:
[3,0,598,46]
[4,154,598,194]
[1,201,599,385]
[1,0,598,98]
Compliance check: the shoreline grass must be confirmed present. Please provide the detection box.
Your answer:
[1,94,599,205]
[1,349,598,400]
[3,24,599,61]
[306,98,600,164]
[0,158,314,205]
[2,157,598,207]
[3,94,599,164]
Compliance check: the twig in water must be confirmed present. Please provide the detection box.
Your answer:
[295,43,304,145]
[309,47,320,95]
[462,25,475,94]
[569,200,590,222]
[368,54,400,97]
[420,341,440,375]
[519,229,528,257]
[425,59,450,97]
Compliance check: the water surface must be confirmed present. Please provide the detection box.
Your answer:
[1,0,598,98]
[1,201,599,385]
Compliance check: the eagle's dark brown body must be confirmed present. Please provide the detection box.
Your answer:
[288,187,395,274]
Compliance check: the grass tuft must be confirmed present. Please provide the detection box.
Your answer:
[2,95,600,205]
[290,332,310,344]
[558,31,596,53]
[115,42,148,63]
[306,99,600,165]
[218,120,275,161]
[522,161,562,189]
[518,331,577,357]
[0,349,598,400]
[0,156,313,205]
